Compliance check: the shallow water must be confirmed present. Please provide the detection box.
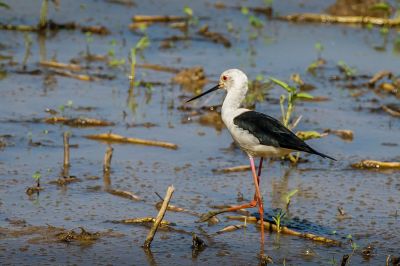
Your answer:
[1,0,400,265]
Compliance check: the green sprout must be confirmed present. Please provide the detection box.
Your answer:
[39,0,48,29]
[337,60,357,78]
[344,234,359,265]
[307,42,326,74]
[58,104,65,113]
[130,36,150,90]
[66,100,73,108]
[269,77,313,128]
[284,189,298,210]
[272,209,286,233]
[241,6,263,28]
[107,40,126,67]
[270,77,317,163]
[85,32,93,58]
[32,171,41,187]
[314,41,324,59]
[183,6,193,16]
[183,6,198,26]
[241,7,249,15]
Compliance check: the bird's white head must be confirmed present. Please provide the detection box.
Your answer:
[219,69,248,93]
[186,68,248,104]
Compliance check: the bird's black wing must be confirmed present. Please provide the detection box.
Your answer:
[233,111,335,160]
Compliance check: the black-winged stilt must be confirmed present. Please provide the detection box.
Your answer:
[187,69,335,241]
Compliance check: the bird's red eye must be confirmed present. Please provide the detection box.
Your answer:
[222,75,227,81]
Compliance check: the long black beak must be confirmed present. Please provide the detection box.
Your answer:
[186,84,220,103]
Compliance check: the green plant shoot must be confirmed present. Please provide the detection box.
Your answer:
[284,189,298,210]
[130,36,150,88]
[32,171,41,187]
[272,209,286,233]
[39,0,48,29]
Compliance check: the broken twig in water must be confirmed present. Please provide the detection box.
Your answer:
[111,217,172,226]
[103,146,113,173]
[49,69,96,81]
[382,105,400,117]
[44,117,114,127]
[214,224,246,235]
[63,132,70,171]
[106,188,141,201]
[212,165,250,173]
[143,185,175,249]
[279,13,400,27]
[351,160,400,169]
[132,15,188,23]
[368,70,392,87]
[227,215,341,245]
[39,60,82,71]
[85,133,178,150]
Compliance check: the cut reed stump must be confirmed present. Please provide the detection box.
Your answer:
[143,185,175,249]
[103,146,113,173]
[62,132,70,178]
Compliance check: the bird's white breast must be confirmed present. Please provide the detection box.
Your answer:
[222,108,292,158]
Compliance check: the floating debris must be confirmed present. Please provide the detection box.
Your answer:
[296,131,327,141]
[351,160,400,169]
[197,25,231,48]
[326,0,392,18]
[324,129,354,141]
[172,67,207,92]
[198,111,224,131]
[57,227,100,244]
[85,132,178,150]
[44,117,115,127]
[361,244,374,259]
[26,186,44,195]
[191,233,207,258]
[53,176,80,186]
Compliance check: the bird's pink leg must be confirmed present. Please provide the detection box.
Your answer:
[249,156,265,244]
[197,158,265,223]
[253,157,264,201]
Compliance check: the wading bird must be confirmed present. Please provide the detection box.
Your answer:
[187,69,335,241]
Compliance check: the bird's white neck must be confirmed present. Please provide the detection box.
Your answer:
[221,82,248,120]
